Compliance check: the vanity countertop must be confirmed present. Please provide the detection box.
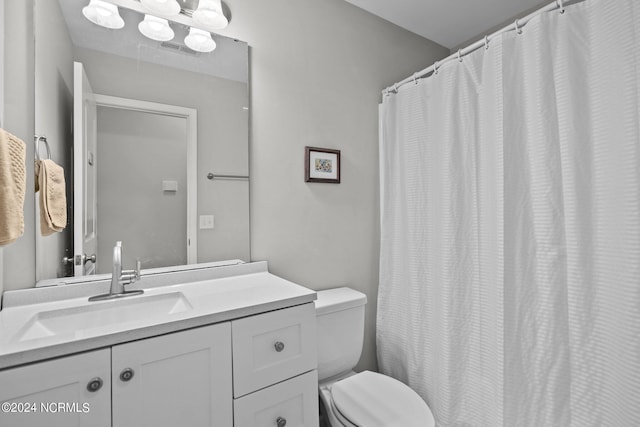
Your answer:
[0,262,316,370]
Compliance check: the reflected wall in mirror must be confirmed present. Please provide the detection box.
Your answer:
[34,0,250,282]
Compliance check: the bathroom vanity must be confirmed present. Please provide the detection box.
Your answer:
[0,262,319,427]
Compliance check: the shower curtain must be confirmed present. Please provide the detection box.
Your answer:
[377,0,640,426]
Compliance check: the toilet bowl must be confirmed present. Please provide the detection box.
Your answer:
[315,288,435,427]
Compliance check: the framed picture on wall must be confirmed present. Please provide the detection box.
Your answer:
[305,147,341,183]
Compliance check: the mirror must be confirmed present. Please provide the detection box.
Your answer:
[34,0,250,282]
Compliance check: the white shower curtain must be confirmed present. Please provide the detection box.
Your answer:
[378,0,640,426]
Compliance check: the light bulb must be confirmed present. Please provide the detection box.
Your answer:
[138,15,175,41]
[192,0,228,29]
[82,0,125,29]
[184,27,216,53]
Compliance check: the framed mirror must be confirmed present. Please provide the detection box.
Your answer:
[34,0,249,282]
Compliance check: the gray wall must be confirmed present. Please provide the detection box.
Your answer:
[215,0,449,371]
[1,0,448,371]
[74,47,251,265]
[96,107,188,273]
[34,0,74,281]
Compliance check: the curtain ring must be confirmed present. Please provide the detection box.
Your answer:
[514,19,523,35]
[413,72,420,84]
[457,49,463,62]
[393,83,399,93]
[433,61,439,75]
[484,35,490,50]
[556,0,565,14]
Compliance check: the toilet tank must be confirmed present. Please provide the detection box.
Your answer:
[315,287,367,381]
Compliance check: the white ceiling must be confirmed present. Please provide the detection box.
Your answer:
[343,0,547,49]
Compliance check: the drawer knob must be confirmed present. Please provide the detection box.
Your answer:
[120,368,135,382]
[274,341,285,352]
[87,377,103,392]
[276,416,287,427]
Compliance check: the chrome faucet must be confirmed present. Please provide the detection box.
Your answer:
[89,241,143,302]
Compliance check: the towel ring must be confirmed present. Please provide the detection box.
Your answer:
[34,135,51,161]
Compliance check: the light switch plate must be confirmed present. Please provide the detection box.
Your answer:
[162,180,178,192]
[199,215,214,229]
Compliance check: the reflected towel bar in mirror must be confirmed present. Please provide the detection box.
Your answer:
[206,173,249,181]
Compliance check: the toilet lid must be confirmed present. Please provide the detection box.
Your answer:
[330,371,435,427]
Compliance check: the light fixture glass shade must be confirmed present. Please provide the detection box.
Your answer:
[82,0,125,29]
[184,27,217,52]
[140,0,181,16]
[138,15,175,41]
[192,0,228,29]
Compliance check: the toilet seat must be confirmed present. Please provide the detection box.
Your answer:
[330,371,435,427]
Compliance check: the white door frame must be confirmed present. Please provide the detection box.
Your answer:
[93,94,198,264]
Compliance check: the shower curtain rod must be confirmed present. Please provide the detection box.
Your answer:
[383,0,572,95]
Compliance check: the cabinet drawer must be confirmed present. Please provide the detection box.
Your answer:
[232,303,317,397]
[234,370,319,427]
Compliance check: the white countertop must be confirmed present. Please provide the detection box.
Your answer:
[0,262,316,370]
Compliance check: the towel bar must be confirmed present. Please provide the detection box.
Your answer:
[206,173,249,181]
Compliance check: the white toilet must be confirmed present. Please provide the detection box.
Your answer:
[315,287,436,427]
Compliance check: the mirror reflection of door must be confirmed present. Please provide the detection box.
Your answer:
[73,63,196,276]
[96,106,188,273]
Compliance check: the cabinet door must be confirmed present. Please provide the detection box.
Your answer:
[112,323,232,427]
[0,349,111,427]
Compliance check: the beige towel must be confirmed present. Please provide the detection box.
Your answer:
[0,129,26,246]
[36,159,67,236]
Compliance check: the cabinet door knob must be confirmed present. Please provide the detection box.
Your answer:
[276,416,287,427]
[87,377,103,392]
[274,341,285,352]
[120,368,135,382]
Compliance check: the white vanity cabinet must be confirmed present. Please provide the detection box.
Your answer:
[0,324,231,427]
[112,323,232,427]
[0,303,318,427]
[0,349,111,427]
[232,303,319,427]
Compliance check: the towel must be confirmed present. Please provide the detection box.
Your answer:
[0,129,27,246]
[36,158,67,236]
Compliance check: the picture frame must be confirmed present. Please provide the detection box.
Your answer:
[305,146,341,183]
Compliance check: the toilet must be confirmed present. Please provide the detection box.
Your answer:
[315,287,436,427]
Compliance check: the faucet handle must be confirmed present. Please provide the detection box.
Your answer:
[121,258,142,285]
[135,258,142,281]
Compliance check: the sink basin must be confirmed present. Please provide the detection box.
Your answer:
[14,292,192,342]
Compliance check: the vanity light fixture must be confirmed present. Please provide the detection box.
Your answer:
[82,0,125,29]
[192,0,228,29]
[138,14,175,41]
[140,0,181,17]
[184,27,217,52]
